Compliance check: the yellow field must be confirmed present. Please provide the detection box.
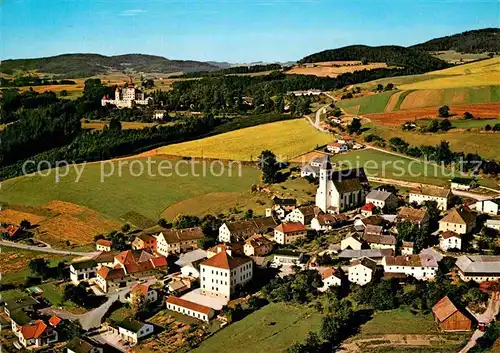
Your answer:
[82,120,159,130]
[157,118,333,161]
[428,57,500,76]
[287,61,388,77]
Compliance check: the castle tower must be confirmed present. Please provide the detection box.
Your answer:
[315,155,332,212]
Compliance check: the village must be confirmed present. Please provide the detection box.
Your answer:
[1,149,500,352]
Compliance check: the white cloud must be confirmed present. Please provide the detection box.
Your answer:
[118,9,147,16]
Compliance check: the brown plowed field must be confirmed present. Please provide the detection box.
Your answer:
[364,103,500,126]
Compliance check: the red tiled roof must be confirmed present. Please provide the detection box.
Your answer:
[125,261,154,274]
[321,268,339,280]
[97,266,125,280]
[48,315,62,327]
[96,239,112,247]
[132,283,150,296]
[151,256,168,268]
[0,225,20,238]
[361,203,375,212]
[275,222,306,233]
[20,320,47,339]
[167,296,212,315]
[441,231,461,239]
[115,249,154,266]
[201,249,252,270]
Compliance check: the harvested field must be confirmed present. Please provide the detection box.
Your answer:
[385,91,403,112]
[286,61,388,77]
[399,89,442,110]
[82,120,159,130]
[364,103,500,126]
[0,208,47,225]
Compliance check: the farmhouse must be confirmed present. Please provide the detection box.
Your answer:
[326,142,348,154]
[409,185,451,211]
[166,296,215,322]
[244,234,274,256]
[397,207,429,227]
[475,198,500,215]
[116,317,154,344]
[95,239,112,252]
[311,213,347,231]
[218,217,277,243]
[432,296,473,331]
[451,177,476,191]
[93,251,116,268]
[131,234,157,251]
[4,296,40,317]
[340,232,365,250]
[316,156,368,213]
[300,164,320,178]
[69,259,97,284]
[439,231,462,251]
[66,337,104,353]
[154,227,204,256]
[274,222,307,245]
[382,254,438,280]
[438,207,476,235]
[272,251,308,269]
[347,257,377,286]
[455,255,500,282]
[365,190,398,210]
[319,268,342,292]
[175,249,208,278]
[95,267,129,293]
[200,245,253,301]
[401,241,414,255]
[127,283,158,304]
[284,205,318,225]
[265,197,297,219]
[364,234,397,250]
[101,78,153,108]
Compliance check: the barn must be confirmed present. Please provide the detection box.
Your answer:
[432,296,473,331]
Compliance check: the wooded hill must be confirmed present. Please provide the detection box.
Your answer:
[410,28,500,53]
[298,45,448,73]
[0,53,220,78]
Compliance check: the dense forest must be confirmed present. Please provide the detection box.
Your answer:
[0,53,219,78]
[410,28,500,53]
[171,63,283,78]
[0,76,76,87]
[298,45,448,73]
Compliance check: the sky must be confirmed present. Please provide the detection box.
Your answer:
[1,0,499,63]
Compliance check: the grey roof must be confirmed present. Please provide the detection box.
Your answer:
[117,317,148,333]
[174,249,207,267]
[366,190,394,202]
[348,256,377,271]
[301,164,320,174]
[338,249,393,259]
[456,255,500,274]
[420,247,444,262]
[71,259,97,270]
[5,296,39,312]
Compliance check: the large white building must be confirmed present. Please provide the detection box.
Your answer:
[409,185,451,211]
[382,254,438,280]
[365,190,398,210]
[475,199,500,216]
[347,257,377,286]
[200,245,253,302]
[456,255,500,282]
[101,79,153,108]
[315,156,368,213]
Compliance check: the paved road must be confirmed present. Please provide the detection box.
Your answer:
[0,240,98,256]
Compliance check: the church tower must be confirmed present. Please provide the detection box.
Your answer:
[315,155,332,212]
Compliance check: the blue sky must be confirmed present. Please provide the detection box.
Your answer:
[1,0,499,62]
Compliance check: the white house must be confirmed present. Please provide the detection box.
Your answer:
[365,190,398,210]
[360,203,376,216]
[154,227,204,256]
[274,222,307,245]
[456,255,500,282]
[218,217,277,243]
[127,283,158,304]
[347,257,377,286]
[486,219,500,231]
[315,156,368,213]
[166,296,215,322]
[175,249,208,279]
[364,234,397,250]
[326,142,348,154]
[475,199,500,215]
[154,110,167,120]
[95,239,112,252]
[451,177,476,191]
[340,233,365,250]
[272,251,308,269]
[116,317,154,345]
[243,234,274,256]
[319,268,342,292]
[284,206,317,225]
[69,259,97,284]
[409,186,451,211]
[311,213,346,231]
[397,207,429,228]
[382,253,438,280]
[16,320,58,348]
[438,208,476,235]
[200,245,253,302]
[439,231,462,251]
[401,241,414,255]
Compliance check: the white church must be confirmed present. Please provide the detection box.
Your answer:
[315,155,369,213]
[101,78,153,108]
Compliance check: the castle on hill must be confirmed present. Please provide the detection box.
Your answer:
[101,78,153,108]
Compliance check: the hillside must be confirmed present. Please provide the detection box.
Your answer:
[298,45,448,73]
[410,28,500,53]
[0,53,220,78]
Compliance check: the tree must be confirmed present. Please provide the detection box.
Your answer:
[376,84,384,92]
[427,120,439,133]
[257,150,279,184]
[384,83,394,91]
[463,111,474,120]
[484,124,492,131]
[158,218,168,228]
[29,258,50,279]
[20,219,31,229]
[121,224,131,233]
[108,118,122,132]
[58,319,82,340]
[243,209,254,220]
[172,215,200,229]
[347,118,361,134]
[130,291,147,314]
[60,90,68,97]
[361,57,369,65]
[438,105,450,118]
[439,119,452,131]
